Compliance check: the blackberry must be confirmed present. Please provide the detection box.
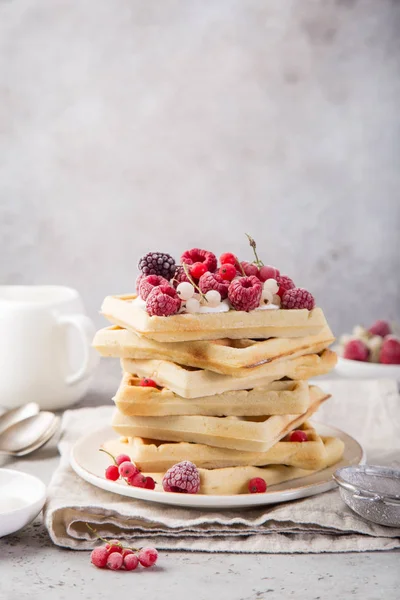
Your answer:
[138,252,176,279]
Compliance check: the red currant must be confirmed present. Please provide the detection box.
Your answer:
[138,547,158,568]
[127,473,148,488]
[124,553,139,571]
[241,261,259,277]
[107,552,123,570]
[105,465,120,481]
[139,378,157,387]
[259,265,280,282]
[219,264,237,281]
[289,430,308,442]
[119,461,139,478]
[190,262,208,279]
[144,476,156,490]
[248,477,267,493]
[106,540,123,554]
[115,454,131,466]
[219,252,237,266]
[91,546,109,568]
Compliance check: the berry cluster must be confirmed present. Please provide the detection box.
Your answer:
[101,449,156,490]
[89,527,158,572]
[136,235,316,315]
[340,320,400,365]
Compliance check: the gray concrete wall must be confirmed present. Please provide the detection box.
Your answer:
[1,0,399,335]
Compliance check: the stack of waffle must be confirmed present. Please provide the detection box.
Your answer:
[93,294,343,495]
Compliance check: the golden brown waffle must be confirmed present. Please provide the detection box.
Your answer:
[94,325,335,376]
[112,387,329,452]
[103,421,336,471]
[121,349,337,399]
[114,373,311,417]
[101,294,328,342]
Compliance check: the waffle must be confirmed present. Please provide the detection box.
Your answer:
[94,325,335,376]
[114,373,311,417]
[103,421,338,471]
[121,349,337,399]
[112,386,329,452]
[101,294,328,342]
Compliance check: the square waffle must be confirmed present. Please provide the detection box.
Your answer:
[104,421,333,471]
[114,373,311,417]
[111,386,329,452]
[101,294,328,342]
[93,324,335,376]
[121,349,337,399]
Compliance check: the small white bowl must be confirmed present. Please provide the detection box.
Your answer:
[335,356,400,379]
[0,469,46,537]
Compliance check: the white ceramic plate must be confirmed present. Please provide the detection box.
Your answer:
[0,469,46,537]
[335,356,400,379]
[70,422,365,509]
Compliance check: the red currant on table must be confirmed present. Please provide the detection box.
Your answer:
[107,552,124,570]
[139,378,157,387]
[105,465,120,481]
[91,546,109,568]
[106,540,123,554]
[138,547,158,568]
[289,430,308,442]
[219,252,237,266]
[219,263,237,281]
[124,553,139,571]
[190,262,208,279]
[248,477,267,493]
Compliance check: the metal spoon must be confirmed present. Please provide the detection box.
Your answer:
[5,415,60,457]
[0,412,58,455]
[0,403,40,436]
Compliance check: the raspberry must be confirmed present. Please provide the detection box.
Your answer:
[248,478,267,494]
[198,271,229,299]
[139,275,170,300]
[259,265,280,282]
[219,264,237,281]
[162,461,200,494]
[105,465,119,481]
[138,547,158,568]
[115,454,131,466]
[146,285,181,317]
[289,430,308,442]
[219,252,237,266]
[139,378,157,387]
[119,461,138,479]
[172,266,190,287]
[240,261,259,277]
[106,540,123,554]
[124,554,139,571]
[228,276,262,312]
[181,248,217,273]
[190,262,207,279]
[343,339,369,362]
[276,275,295,298]
[138,252,176,279]
[107,552,123,570]
[379,336,400,364]
[368,320,392,338]
[281,288,315,310]
[135,273,144,294]
[91,546,109,568]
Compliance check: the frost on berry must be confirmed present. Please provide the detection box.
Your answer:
[139,275,170,300]
[138,547,158,568]
[124,553,139,571]
[276,275,295,299]
[180,248,217,273]
[146,285,181,317]
[281,288,315,310]
[107,551,123,570]
[228,276,262,312]
[91,546,109,568]
[199,271,229,299]
[162,461,200,494]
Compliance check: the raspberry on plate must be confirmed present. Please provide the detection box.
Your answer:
[276,275,295,298]
[379,336,400,364]
[368,320,392,338]
[146,285,181,317]
[228,276,262,312]
[343,339,369,362]
[281,288,315,310]
[198,271,229,299]
[162,461,200,494]
[181,248,217,273]
[139,274,170,300]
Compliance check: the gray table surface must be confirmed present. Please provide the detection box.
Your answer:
[1,379,399,600]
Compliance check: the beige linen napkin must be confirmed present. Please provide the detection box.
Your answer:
[44,380,400,553]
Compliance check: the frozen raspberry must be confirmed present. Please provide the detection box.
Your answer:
[219,263,237,281]
[138,547,158,568]
[105,465,120,481]
[240,261,259,278]
[190,262,207,279]
[276,275,295,298]
[228,276,262,312]
[289,430,308,442]
[107,552,123,570]
[119,461,139,479]
[124,553,139,571]
[162,461,200,494]
[281,288,315,310]
[172,266,190,287]
[139,378,157,387]
[146,285,181,317]
[379,336,400,364]
[91,546,109,568]
[368,320,392,338]
[198,271,229,299]
[248,478,267,493]
[181,248,217,273]
[115,454,131,466]
[139,275,170,301]
[138,252,176,279]
[343,339,369,362]
[135,273,144,294]
[219,252,238,266]
[259,265,280,282]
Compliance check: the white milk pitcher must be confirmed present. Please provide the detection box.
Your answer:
[0,286,99,410]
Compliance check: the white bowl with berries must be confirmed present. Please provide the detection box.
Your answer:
[336,320,400,379]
